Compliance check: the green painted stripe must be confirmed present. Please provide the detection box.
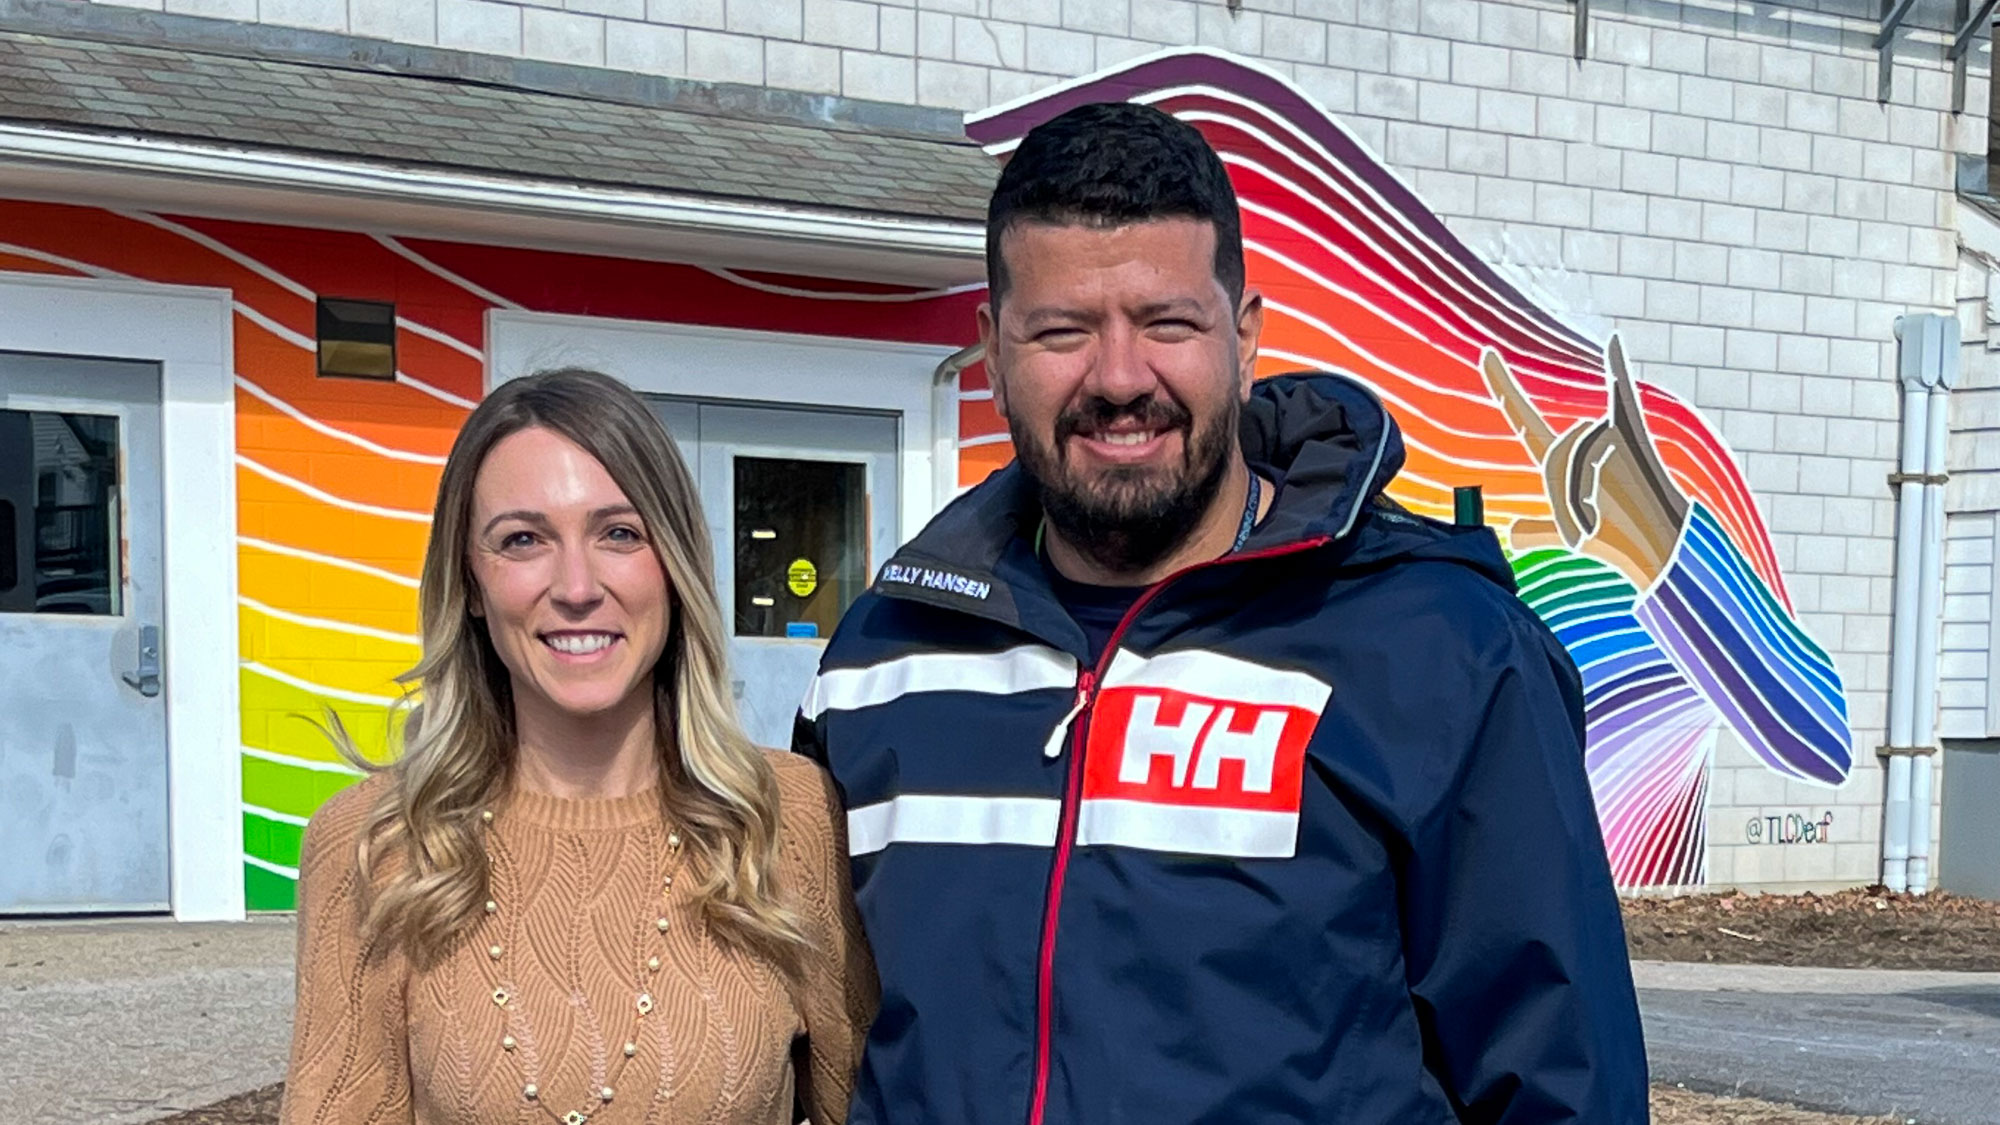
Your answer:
[242,753,361,821]
[1529,581,1636,620]
[243,811,306,870]
[244,861,297,912]
[1509,549,1579,583]
[1519,557,1633,595]
[1516,567,1602,601]
[1519,569,1612,606]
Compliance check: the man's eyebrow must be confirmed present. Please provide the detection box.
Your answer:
[1020,307,1102,331]
[1133,298,1208,319]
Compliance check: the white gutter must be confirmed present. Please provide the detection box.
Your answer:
[1882,358,1925,891]
[1908,318,1959,894]
[1883,313,1958,894]
[0,123,985,259]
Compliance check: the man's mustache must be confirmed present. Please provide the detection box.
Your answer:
[1054,397,1192,443]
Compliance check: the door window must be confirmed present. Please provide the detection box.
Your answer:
[0,407,121,616]
[732,456,869,640]
[643,394,899,750]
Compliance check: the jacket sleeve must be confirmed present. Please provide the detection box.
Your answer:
[1400,622,1650,1125]
[279,785,414,1125]
[793,662,831,767]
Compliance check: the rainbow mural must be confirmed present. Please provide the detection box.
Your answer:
[0,48,1850,902]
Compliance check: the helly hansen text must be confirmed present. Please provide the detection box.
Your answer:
[880,564,992,600]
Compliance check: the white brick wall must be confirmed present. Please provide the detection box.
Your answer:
[85,0,1997,892]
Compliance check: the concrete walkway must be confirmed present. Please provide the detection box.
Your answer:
[6,920,1999,1124]
[0,917,295,1124]
[1637,959,2000,1124]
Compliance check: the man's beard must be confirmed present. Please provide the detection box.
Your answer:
[1012,392,1238,576]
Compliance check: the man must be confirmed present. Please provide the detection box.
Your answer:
[795,102,1648,1124]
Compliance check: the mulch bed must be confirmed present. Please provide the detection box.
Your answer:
[151,1084,1904,1124]
[1650,1084,1903,1124]
[1623,885,2000,971]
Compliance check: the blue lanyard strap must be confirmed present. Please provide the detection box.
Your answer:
[1231,473,1262,553]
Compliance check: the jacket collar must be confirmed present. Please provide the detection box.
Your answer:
[870,372,1405,632]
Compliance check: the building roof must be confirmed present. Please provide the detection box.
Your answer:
[0,29,995,224]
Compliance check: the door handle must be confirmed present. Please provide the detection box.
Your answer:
[122,623,162,698]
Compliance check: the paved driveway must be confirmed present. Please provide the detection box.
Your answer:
[1,918,295,1124]
[1637,961,2000,1125]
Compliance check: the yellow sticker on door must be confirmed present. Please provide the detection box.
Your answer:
[787,559,818,597]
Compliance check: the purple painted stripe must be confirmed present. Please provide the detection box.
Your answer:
[1671,528,1846,732]
[1636,589,1846,785]
[1583,690,1706,772]
[1585,658,1681,714]
[1588,683,1704,748]
[1657,560,1846,756]
[963,52,1594,353]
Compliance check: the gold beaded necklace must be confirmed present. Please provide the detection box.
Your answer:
[477,804,686,1125]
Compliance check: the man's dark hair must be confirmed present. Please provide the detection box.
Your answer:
[985,101,1244,307]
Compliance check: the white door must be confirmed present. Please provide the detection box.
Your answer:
[648,398,898,749]
[0,352,169,913]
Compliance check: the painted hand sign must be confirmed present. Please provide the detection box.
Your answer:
[1481,338,1689,586]
[961,49,1854,889]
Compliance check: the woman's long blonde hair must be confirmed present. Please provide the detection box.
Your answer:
[338,367,805,974]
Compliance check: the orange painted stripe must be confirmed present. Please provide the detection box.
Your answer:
[237,465,432,569]
[237,392,442,510]
[959,443,1013,488]
[959,396,1004,442]
[234,318,466,450]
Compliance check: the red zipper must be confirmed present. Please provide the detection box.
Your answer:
[1024,536,1329,1125]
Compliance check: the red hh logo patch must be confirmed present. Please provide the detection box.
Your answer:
[1078,648,1332,859]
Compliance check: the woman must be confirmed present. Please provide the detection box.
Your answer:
[281,368,875,1125]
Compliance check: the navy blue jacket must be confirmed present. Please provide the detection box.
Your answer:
[795,374,1649,1124]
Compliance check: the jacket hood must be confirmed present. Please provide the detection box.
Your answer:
[874,371,1516,623]
[1241,373,1516,592]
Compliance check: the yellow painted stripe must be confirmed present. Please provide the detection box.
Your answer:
[238,549,421,637]
[239,665,409,767]
[240,609,416,697]
[241,597,420,648]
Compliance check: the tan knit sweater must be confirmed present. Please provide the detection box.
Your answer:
[280,751,876,1125]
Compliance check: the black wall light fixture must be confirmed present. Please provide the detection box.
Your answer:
[316,297,397,380]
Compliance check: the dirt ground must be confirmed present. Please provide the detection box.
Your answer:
[1622,884,2000,971]
[152,1083,1904,1124]
[1649,1084,1904,1124]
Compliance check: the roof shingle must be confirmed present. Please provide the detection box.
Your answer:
[0,30,995,223]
